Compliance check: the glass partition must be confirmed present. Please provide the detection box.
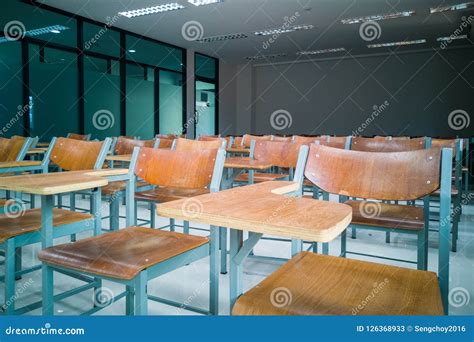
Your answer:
[159,70,184,135]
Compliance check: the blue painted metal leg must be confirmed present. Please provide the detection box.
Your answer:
[57,194,63,208]
[42,264,54,315]
[126,286,134,315]
[219,227,227,274]
[341,230,347,257]
[170,218,175,232]
[30,194,35,209]
[41,195,55,316]
[4,239,16,315]
[385,231,391,243]
[351,227,357,239]
[125,177,135,227]
[91,188,103,301]
[183,221,190,234]
[322,243,329,255]
[150,203,156,228]
[312,242,318,253]
[229,229,243,310]
[209,226,219,315]
[14,247,22,280]
[134,271,148,316]
[291,239,303,257]
[110,195,120,232]
[70,193,77,242]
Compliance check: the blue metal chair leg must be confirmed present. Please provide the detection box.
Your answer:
[209,226,219,315]
[42,264,54,315]
[14,247,22,280]
[417,230,428,271]
[30,194,35,208]
[219,227,227,274]
[385,231,391,243]
[133,271,148,316]
[3,239,16,315]
[170,218,175,232]
[341,230,347,257]
[322,242,329,255]
[150,203,156,228]
[183,221,190,234]
[126,286,134,315]
[109,195,120,232]
[351,227,357,239]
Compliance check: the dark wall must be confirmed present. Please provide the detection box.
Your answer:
[251,48,473,138]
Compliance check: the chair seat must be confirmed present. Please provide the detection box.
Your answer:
[135,187,210,203]
[346,200,424,231]
[102,180,148,195]
[38,227,209,280]
[232,252,443,315]
[234,172,288,183]
[0,208,92,243]
[431,186,459,197]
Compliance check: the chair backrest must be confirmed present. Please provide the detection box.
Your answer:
[2,136,30,161]
[254,141,304,168]
[315,136,349,149]
[292,136,318,144]
[67,133,91,141]
[304,144,442,201]
[114,137,156,155]
[198,135,221,141]
[351,137,426,152]
[431,139,458,156]
[51,137,111,171]
[241,134,271,147]
[233,136,243,146]
[174,138,225,151]
[271,135,292,142]
[135,147,223,189]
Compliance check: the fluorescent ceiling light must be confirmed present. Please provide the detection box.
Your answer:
[437,35,468,41]
[246,53,287,61]
[341,10,415,24]
[197,33,247,43]
[128,49,136,53]
[26,25,69,37]
[430,2,474,13]
[50,29,61,34]
[297,48,346,55]
[367,39,426,48]
[188,0,223,6]
[119,3,185,18]
[254,24,314,36]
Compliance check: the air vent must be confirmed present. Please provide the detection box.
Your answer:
[341,11,415,24]
[197,33,248,43]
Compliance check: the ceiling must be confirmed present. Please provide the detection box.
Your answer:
[38,0,474,64]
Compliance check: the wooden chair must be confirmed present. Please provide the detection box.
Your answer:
[0,138,109,315]
[351,137,427,152]
[197,135,221,141]
[292,136,318,144]
[234,140,303,184]
[175,137,225,151]
[316,136,351,149]
[114,137,159,155]
[0,136,33,162]
[233,145,453,315]
[39,146,226,315]
[241,134,271,148]
[271,135,292,142]
[306,144,444,270]
[67,133,91,141]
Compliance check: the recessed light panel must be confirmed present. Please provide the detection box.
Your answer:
[197,33,247,43]
[254,24,314,36]
[341,11,415,24]
[430,2,474,13]
[246,53,287,61]
[119,3,185,18]
[437,35,468,41]
[188,0,223,6]
[367,39,426,48]
[297,48,346,55]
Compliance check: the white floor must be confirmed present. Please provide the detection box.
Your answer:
[2,192,473,316]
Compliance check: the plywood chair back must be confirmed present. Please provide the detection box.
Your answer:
[198,135,221,141]
[233,136,243,146]
[51,137,111,171]
[431,139,458,156]
[156,138,173,149]
[254,141,304,168]
[4,136,32,161]
[351,137,426,152]
[271,136,292,142]
[174,138,225,151]
[292,136,318,144]
[242,134,271,147]
[135,147,224,190]
[315,136,349,149]
[305,144,442,201]
[67,133,91,141]
[114,137,157,155]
